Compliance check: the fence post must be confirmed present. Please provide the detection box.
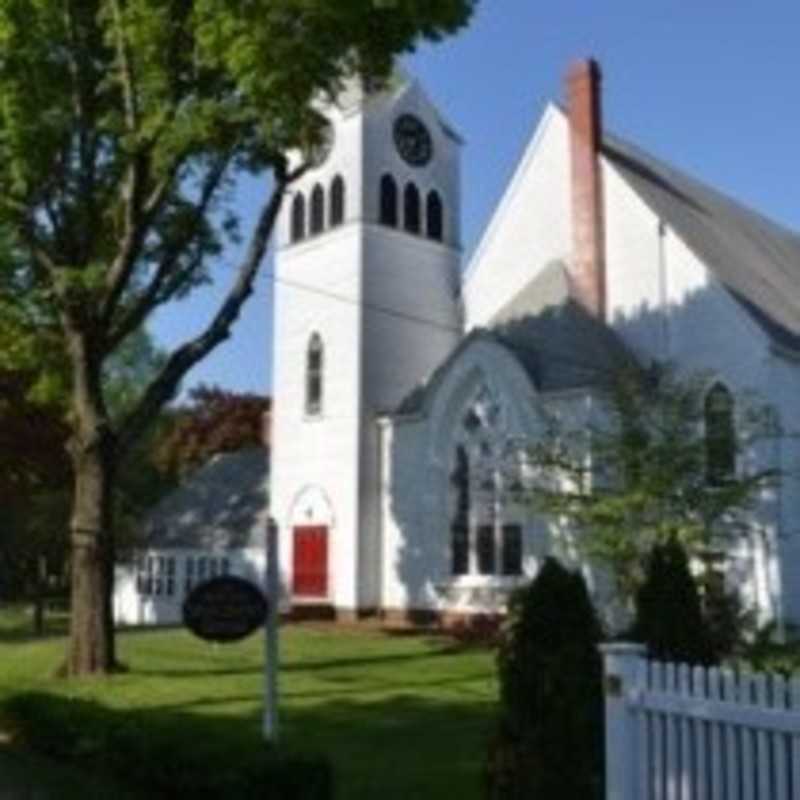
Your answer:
[599,642,646,800]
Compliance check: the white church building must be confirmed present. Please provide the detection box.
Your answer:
[270,60,800,628]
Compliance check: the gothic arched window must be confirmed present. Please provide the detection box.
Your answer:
[448,384,524,578]
[404,183,421,234]
[306,334,324,416]
[290,193,306,243]
[705,382,735,484]
[426,190,443,241]
[379,174,398,227]
[330,175,345,227]
[310,184,325,235]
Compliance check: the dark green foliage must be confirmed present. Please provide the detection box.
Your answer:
[4,692,332,800]
[632,539,716,665]
[489,558,604,799]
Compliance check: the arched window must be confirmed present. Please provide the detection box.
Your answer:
[330,175,345,227]
[426,190,443,241]
[305,334,324,416]
[379,174,398,227]
[404,182,421,234]
[310,184,325,235]
[448,384,524,578]
[705,382,735,484]
[450,444,470,576]
[290,193,306,243]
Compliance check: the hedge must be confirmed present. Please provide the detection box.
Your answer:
[3,692,333,800]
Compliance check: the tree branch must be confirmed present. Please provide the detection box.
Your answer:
[105,154,232,352]
[117,175,288,456]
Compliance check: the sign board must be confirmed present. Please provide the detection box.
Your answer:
[183,576,268,643]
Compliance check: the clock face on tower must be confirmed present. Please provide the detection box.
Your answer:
[393,114,433,167]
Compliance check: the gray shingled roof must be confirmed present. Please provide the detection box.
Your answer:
[396,262,632,415]
[603,132,800,350]
[141,448,269,550]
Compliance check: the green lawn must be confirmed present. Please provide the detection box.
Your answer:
[0,608,498,799]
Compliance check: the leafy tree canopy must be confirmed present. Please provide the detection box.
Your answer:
[154,384,269,479]
[525,365,779,602]
[0,0,477,674]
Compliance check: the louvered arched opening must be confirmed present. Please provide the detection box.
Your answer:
[426,190,443,241]
[330,175,345,227]
[310,184,325,235]
[404,182,421,234]
[379,174,398,227]
[290,193,306,243]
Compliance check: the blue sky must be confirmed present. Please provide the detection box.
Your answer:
[149,0,800,398]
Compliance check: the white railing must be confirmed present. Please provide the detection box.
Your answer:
[600,643,800,800]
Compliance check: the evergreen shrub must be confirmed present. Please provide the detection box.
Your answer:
[631,538,716,665]
[488,557,604,800]
[3,692,333,800]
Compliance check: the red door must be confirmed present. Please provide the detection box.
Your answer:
[293,526,328,597]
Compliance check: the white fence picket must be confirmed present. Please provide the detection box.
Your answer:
[772,674,789,800]
[653,660,665,800]
[722,669,740,800]
[791,678,800,799]
[601,646,800,800]
[755,673,770,798]
[693,665,708,800]
[666,662,679,800]
[708,668,724,800]
[678,663,691,800]
[740,673,756,800]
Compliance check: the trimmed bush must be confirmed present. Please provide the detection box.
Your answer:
[3,692,333,799]
[489,557,604,799]
[632,538,716,665]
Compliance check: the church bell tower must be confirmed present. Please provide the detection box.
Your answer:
[270,72,462,617]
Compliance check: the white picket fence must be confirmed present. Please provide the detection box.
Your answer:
[601,643,800,800]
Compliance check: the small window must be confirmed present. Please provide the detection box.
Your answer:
[477,525,495,576]
[705,383,735,484]
[221,558,230,576]
[426,190,443,241]
[404,183,421,234]
[380,174,398,227]
[185,557,195,595]
[198,558,208,581]
[210,558,219,578]
[502,525,523,576]
[306,333,324,415]
[330,175,345,227]
[290,193,306,242]
[451,524,469,576]
[166,557,175,597]
[310,184,325,235]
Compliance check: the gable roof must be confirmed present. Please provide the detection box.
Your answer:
[396,262,632,416]
[603,132,800,350]
[140,448,269,550]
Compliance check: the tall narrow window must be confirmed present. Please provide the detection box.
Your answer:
[426,190,443,241]
[451,444,470,575]
[330,175,345,227]
[404,182,421,234]
[705,382,735,484]
[306,333,324,416]
[310,184,325,235]
[290,193,306,242]
[501,525,523,576]
[380,174,398,227]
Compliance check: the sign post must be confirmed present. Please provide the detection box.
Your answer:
[263,517,279,742]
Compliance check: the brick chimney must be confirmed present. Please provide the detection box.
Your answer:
[567,58,606,319]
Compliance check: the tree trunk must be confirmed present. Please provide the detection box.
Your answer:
[67,425,117,676]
